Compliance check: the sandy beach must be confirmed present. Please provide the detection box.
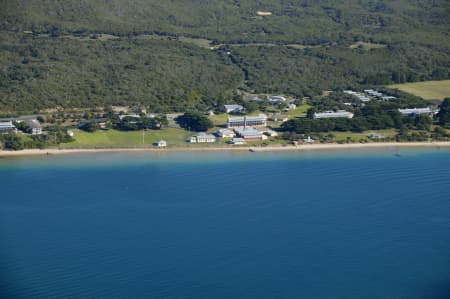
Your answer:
[1,142,450,157]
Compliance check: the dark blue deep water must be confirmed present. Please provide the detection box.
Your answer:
[1,148,450,299]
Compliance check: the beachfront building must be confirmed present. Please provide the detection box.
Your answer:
[189,132,217,143]
[398,108,438,117]
[314,111,354,119]
[227,114,267,128]
[215,129,235,138]
[304,136,314,143]
[234,127,268,141]
[156,140,167,147]
[230,138,246,145]
[224,104,244,114]
[0,121,17,134]
[24,119,42,135]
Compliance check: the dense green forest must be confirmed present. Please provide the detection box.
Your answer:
[0,0,449,112]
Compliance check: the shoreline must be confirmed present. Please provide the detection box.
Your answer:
[1,142,450,157]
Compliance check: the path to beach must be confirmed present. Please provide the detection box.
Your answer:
[1,142,450,157]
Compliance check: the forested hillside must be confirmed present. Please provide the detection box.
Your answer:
[0,0,449,112]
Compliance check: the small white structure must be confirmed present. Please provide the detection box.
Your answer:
[398,108,438,117]
[257,11,272,16]
[227,114,267,128]
[0,121,17,134]
[215,129,235,138]
[314,111,354,119]
[156,140,167,147]
[190,132,216,143]
[119,114,140,120]
[67,130,74,137]
[285,104,297,111]
[224,104,244,114]
[230,138,246,145]
[304,136,314,143]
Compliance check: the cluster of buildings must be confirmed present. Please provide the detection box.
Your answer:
[344,90,371,102]
[344,89,397,102]
[188,113,279,145]
[364,89,397,101]
[0,119,42,135]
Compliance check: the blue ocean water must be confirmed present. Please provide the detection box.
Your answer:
[0,148,450,299]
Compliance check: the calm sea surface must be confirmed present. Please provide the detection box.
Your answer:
[0,148,450,299]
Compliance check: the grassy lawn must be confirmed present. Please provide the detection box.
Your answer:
[60,128,191,148]
[287,104,312,117]
[209,114,228,127]
[331,129,397,142]
[387,80,450,101]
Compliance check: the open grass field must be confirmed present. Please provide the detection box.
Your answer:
[209,114,228,127]
[325,129,397,143]
[287,104,312,116]
[60,128,192,148]
[388,80,450,101]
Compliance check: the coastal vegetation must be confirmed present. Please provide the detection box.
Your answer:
[0,0,449,113]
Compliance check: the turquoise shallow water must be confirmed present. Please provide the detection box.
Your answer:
[1,148,450,299]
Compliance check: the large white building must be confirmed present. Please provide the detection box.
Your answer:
[227,114,267,128]
[314,111,354,119]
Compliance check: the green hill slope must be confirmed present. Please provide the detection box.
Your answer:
[0,0,449,112]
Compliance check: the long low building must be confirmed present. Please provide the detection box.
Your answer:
[227,114,267,128]
[234,127,268,141]
[398,108,438,117]
[189,132,217,143]
[314,111,354,119]
[0,121,17,134]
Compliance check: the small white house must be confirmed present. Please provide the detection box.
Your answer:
[156,140,167,147]
[67,130,74,137]
[304,136,314,143]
